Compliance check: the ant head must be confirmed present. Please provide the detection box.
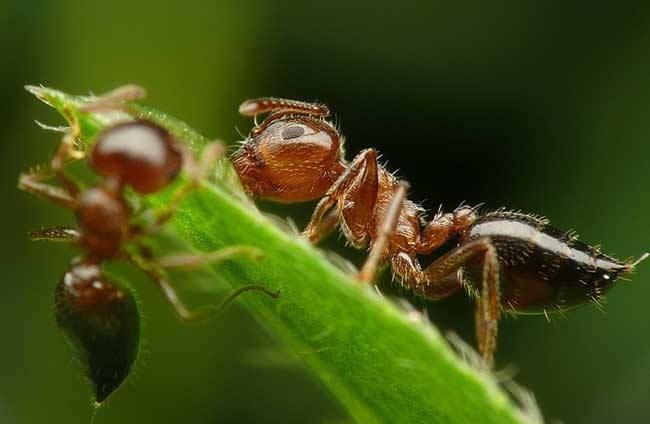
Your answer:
[90,120,183,194]
[232,98,343,202]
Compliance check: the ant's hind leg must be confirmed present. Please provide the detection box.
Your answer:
[29,226,80,242]
[391,253,463,300]
[128,246,278,322]
[147,269,277,323]
[473,241,500,369]
[394,237,500,368]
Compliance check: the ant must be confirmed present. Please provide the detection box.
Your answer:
[19,86,278,402]
[232,97,648,368]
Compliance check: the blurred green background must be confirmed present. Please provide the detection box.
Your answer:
[2,1,650,423]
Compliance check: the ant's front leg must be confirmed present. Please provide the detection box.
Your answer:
[303,149,378,243]
[127,141,226,239]
[358,182,408,283]
[392,237,500,368]
[18,105,90,207]
[128,246,278,322]
[43,84,146,197]
[18,166,78,209]
[150,142,226,229]
[49,114,85,198]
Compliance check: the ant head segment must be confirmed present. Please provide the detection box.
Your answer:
[90,120,183,194]
[232,99,344,202]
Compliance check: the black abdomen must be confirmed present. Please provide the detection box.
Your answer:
[461,211,629,314]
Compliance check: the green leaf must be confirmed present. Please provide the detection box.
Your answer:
[24,85,538,424]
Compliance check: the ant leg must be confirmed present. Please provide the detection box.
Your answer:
[128,248,278,322]
[358,183,408,283]
[150,141,226,228]
[153,245,264,268]
[77,85,146,113]
[306,209,339,244]
[50,113,85,198]
[21,85,147,209]
[304,149,378,242]
[391,253,463,300]
[474,246,500,368]
[393,238,500,368]
[19,108,88,208]
[28,86,117,197]
[126,142,225,240]
[29,226,80,242]
[18,167,78,209]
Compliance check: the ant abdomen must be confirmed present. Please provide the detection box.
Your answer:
[90,120,183,194]
[55,259,140,404]
[460,211,630,314]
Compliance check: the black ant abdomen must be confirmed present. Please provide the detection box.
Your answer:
[460,211,641,314]
[55,258,139,404]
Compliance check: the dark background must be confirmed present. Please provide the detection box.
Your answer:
[2,1,650,423]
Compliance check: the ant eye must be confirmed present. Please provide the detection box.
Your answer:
[281,125,305,140]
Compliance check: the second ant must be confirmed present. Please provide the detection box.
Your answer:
[19,86,278,403]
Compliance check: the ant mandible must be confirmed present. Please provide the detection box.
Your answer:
[19,86,278,402]
[232,97,648,368]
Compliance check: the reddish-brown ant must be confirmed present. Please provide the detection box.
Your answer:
[19,86,278,403]
[232,97,648,368]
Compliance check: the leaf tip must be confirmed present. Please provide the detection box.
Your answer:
[24,84,43,94]
[25,84,55,107]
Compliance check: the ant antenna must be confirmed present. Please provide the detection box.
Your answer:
[89,401,101,424]
[234,126,246,139]
[631,252,650,268]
